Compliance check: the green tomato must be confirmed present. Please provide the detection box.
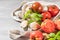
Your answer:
[49,33,55,38]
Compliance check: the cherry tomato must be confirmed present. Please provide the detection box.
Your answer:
[38,6,43,13]
[30,31,43,40]
[48,5,59,17]
[32,2,42,12]
[41,11,51,21]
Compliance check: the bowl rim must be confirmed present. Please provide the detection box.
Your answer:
[12,1,60,22]
[22,1,60,11]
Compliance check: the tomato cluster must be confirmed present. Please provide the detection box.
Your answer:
[30,2,60,40]
[30,19,60,40]
[31,2,59,21]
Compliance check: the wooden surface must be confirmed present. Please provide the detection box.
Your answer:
[0,0,60,40]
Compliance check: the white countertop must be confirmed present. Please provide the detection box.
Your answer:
[0,0,60,40]
[0,0,21,40]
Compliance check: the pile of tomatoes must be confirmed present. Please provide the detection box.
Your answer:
[29,2,60,40]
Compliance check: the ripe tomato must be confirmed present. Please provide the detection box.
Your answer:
[48,5,59,17]
[41,11,51,21]
[38,6,43,13]
[54,19,60,30]
[32,2,43,12]
[30,31,43,40]
[41,19,56,33]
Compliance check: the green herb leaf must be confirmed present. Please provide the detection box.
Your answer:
[23,10,32,19]
[56,36,60,40]
[31,13,42,21]
[54,31,60,39]
[49,33,55,38]
[28,19,34,24]
[48,38,55,40]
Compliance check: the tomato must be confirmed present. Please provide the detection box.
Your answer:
[48,5,59,17]
[41,19,56,33]
[41,11,51,21]
[54,19,60,30]
[30,31,43,40]
[38,5,43,13]
[32,2,43,12]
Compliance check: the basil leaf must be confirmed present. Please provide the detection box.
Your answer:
[31,13,42,21]
[54,31,60,39]
[28,20,34,24]
[56,36,60,40]
[49,33,55,38]
[23,10,32,19]
[48,38,55,40]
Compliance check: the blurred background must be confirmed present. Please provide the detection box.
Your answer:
[0,0,60,40]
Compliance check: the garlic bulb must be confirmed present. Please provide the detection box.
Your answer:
[29,22,40,30]
[20,20,28,28]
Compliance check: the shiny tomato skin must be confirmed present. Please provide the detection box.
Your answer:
[48,5,59,17]
[38,6,43,13]
[30,31,43,40]
[41,11,51,21]
[32,2,42,12]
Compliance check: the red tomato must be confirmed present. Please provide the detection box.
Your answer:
[38,5,43,13]
[41,11,51,21]
[41,19,56,33]
[54,19,60,30]
[48,5,59,17]
[30,31,43,40]
[32,2,43,12]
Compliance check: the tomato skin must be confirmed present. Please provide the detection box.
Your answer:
[38,6,43,13]
[54,19,60,30]
[41,11,51,21]
[48,5,59,17]
[32,2,43,12]
[30,31,43,40]
[41,19,55,33]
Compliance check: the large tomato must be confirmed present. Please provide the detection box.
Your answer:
[41,19,56,33]
[30,31,43,40]
[48,5,59,17]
